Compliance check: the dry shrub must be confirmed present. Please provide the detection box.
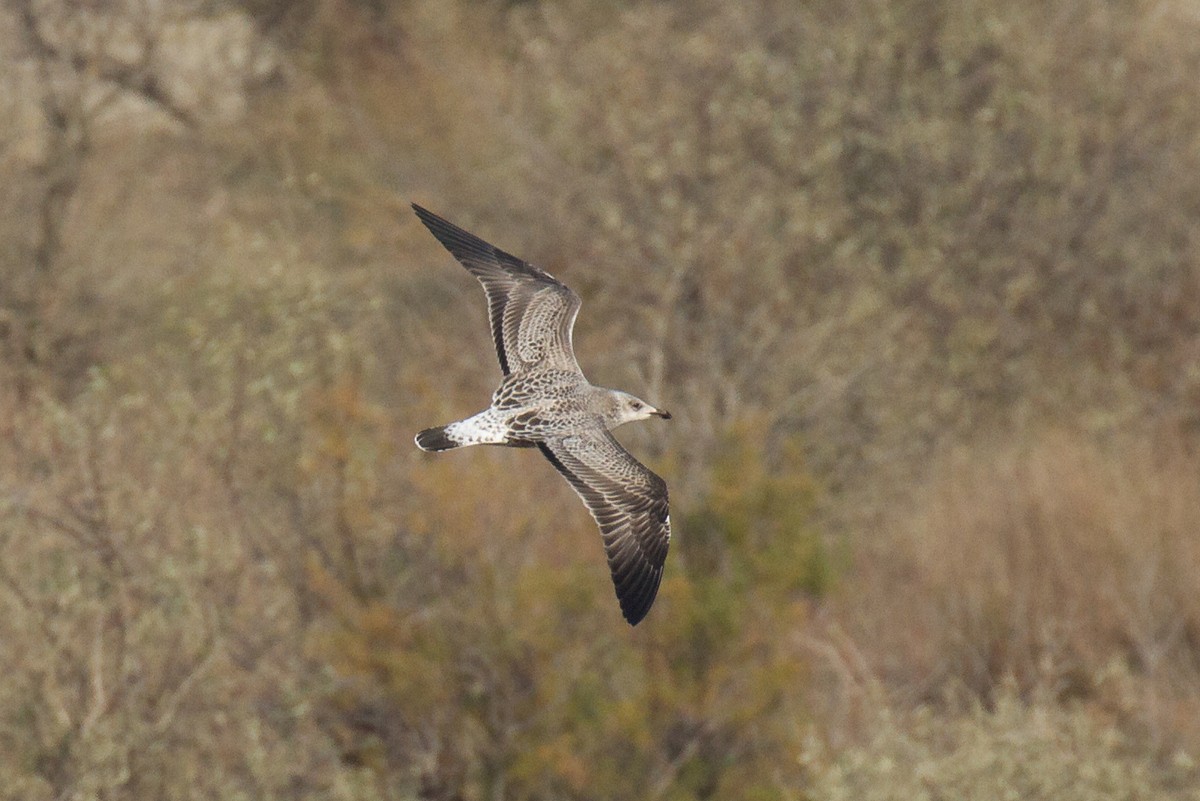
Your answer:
[498,0,1200,509]
[303,417,820,801]
[0,377,312,799]
[844,426,1200,749]
[0,188,399,798]
[802,682,1200,801]
[5,0,1200,797]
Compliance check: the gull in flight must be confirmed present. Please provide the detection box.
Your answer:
[412,204,672,625]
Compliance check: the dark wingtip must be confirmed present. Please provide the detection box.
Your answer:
[411,202,506,266]
[411,202,445,231]
[617,569,663,626]
[621,600,651,626]
[411,202,453,236]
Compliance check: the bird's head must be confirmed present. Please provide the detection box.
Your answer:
[609,391,671,428]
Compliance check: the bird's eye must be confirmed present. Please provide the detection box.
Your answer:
[632,402,642,409]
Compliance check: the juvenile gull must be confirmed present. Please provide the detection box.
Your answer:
[412,204,672,626]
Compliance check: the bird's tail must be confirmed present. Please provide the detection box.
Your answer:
[415,425,461,452]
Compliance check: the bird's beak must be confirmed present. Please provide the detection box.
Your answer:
[653,408,672,420]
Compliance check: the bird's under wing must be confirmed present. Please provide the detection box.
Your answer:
[538,428,671,625]
[413,204,582,376]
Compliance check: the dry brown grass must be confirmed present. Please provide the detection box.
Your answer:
[841,426,1200,750]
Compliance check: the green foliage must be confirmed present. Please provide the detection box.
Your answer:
[683,417,833,600]
[303,419,823,799]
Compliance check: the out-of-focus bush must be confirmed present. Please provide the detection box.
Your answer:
[500,0,1200,506]
[305,416,822,800]
[3,0,1200,796]
[801,682,1200,801]
[842,427,1200,750]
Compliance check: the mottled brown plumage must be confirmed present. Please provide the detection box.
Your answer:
[412,204,672,625]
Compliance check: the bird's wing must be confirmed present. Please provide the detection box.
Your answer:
[538,428,671,625]
[413,204,582,376]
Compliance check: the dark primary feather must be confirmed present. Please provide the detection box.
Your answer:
[538,431,671,625]
[412,204,582,376]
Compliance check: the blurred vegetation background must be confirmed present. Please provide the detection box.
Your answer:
[2,0,1200,798]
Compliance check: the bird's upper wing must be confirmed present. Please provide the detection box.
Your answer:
[413,204,582,376]
[538,428,671,625]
